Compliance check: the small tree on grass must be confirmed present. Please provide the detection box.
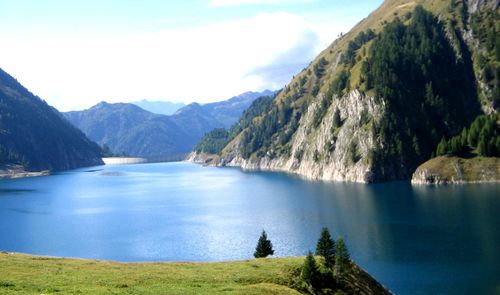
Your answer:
[316,227,336,269]
[302,251,319,287]
[254,230,274,258]
[334,237,350,275]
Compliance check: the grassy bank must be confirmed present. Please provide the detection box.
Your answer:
[0,252,304,294]
[412,156,500,184]
[0,252,391,294]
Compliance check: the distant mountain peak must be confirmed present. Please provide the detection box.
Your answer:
[63,89,273,161]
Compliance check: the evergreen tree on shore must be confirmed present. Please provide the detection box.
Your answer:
[316,227,336,269]
[334,237,350,275]
[254,230,274,258]
[301,251,320,287]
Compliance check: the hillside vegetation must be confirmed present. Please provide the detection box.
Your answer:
[0,253,390,295]
[190,0,499,183]
[0,68,103,172]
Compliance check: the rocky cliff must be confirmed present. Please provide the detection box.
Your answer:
[210,90,385,182]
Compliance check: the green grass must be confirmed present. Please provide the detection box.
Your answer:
[0,252,304,294]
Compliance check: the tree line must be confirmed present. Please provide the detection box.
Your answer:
[436,114,500,157]
[254,228,352,294]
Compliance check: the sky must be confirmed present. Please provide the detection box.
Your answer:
[0,0,383,111]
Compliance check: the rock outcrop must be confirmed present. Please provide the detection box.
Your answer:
[411,156,500,184]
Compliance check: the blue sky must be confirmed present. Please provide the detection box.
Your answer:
[0,0,383,110]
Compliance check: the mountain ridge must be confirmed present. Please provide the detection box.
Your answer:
[64,90,274,161]
[131,99,185,115]
[0,68,103,172]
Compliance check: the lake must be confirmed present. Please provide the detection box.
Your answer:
[0,162,499,294]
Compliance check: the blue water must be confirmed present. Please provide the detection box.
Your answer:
[0,162,499,294]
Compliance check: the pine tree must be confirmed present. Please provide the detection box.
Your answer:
[301,251,319,286]
[254,230,274,258]
[460,128,468,147]
[334,237,350,275]
[316,227,335,269]
[436,137,448,156]
[477,134,487,156]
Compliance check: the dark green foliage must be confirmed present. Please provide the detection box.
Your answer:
[470,9,500,109]
[314,57,329,78]
[436,137,449,156]
[436,114,500,157]
[342,29,376,67]
[334,238,350,275]
[194,128,230,154]
[301,251,320,286]
[0,68,103,171]
[195,95,275,157]
[311,84,320,97]
[241,97,302,159]
[364,6,479,178]
[254,230,274,258]
[329,70,350,97]
[312,69,351,128]
[316,228,335,269]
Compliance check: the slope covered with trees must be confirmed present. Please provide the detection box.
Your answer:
[194,95,275,155]
[0,68,103,172]
[192,0,499,183]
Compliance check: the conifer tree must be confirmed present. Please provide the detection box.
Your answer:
[254,230,274,258]
[302,251,319,286]
[316,227,335,269]
[334,237,350,275]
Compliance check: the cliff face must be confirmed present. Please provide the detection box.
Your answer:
[213,90,385,183]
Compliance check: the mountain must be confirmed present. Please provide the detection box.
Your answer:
[174,90,275,128]
[0,68,103,172]
[193,90,275,128]
[189,0,499,183]
[131,100,185,115]
[64,90,273,161]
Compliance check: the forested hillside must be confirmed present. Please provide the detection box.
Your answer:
[0,68,103,172]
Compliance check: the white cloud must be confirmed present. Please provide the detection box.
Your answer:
[210,0,316,6]
[0,11,347,111]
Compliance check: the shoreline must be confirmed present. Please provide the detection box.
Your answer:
[0,167,50,179]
